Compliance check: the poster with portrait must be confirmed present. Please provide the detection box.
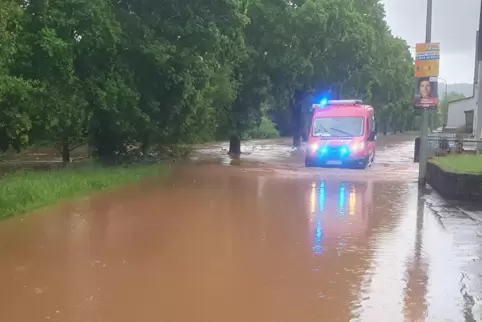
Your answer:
[414,76,438,108]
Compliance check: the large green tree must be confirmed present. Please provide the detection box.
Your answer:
[14,0,123,162]
[0,0,420,161]
[0,0,34,152]
[113,0,247,158]
[342,2,415,135]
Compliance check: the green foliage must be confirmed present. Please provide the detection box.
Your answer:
[0,165,170,218]
[246,116,280,139]
[0,0,35,152]
[0,0,419,158]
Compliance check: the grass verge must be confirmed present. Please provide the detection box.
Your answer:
[0,164,170,219]
[430,154,482,174]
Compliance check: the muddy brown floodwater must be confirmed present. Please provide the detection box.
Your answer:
[1,134,482,321]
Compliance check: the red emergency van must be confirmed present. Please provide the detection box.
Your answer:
[305,99,376,169]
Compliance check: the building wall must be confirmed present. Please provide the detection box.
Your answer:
[446,97,476,132]
[445,31,478,134]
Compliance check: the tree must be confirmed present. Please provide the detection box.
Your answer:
[113,0,247,157]
[1,0,422,162]
[0,0,34,152]
[235,0,380,149]
[343,21,415,134]
[289,0,377,146]
[14,0,123,162]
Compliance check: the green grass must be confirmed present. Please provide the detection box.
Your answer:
[431,154,482,174]
[0,164,170,219]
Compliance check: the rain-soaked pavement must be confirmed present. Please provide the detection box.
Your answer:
[1,134,482,321]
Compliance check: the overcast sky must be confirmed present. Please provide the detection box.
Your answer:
[382,0,481,84]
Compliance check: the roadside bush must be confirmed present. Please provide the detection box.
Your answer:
[246,117,280,139]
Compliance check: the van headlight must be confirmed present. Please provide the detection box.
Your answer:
[351,142,364,152]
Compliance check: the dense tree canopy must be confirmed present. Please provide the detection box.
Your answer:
[0,0,416,160]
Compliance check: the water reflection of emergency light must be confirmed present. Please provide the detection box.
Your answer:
[319,180,325,211]
[349,186,356,216]
[308,180,371,255]
[339,184,346,216]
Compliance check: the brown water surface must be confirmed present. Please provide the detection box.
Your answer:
[1,134,481,321]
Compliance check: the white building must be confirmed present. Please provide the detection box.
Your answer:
[445,93,475,134]
[446,32,479,137]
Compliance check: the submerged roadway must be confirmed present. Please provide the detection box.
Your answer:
[1,134,482,321]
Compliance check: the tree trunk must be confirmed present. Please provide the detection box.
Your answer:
[292,90,303,148]
[140,137,149,160]
[292,108,301,147]
[229,134,241,155]
[62,142,70,163]
[87,143,93,158]
[87,133,94,158]
[301,111,308,142]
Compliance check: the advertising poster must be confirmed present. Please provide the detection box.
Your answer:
[414,76,438,108]
[415,43,440,77]
[414,42,440,109]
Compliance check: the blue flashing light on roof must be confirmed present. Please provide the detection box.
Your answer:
[327,99,363,105]
[312,99,363,110]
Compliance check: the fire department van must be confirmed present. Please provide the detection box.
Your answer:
[305,99,377,169]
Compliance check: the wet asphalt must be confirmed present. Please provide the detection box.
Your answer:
[0,134,481,321]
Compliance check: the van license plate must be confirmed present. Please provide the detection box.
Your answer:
[326,160,342,165]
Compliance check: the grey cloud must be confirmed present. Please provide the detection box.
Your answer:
[383,0,481,55]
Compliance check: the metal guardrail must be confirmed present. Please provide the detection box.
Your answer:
[426,134,482,158]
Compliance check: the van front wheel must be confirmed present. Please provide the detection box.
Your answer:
[356,156,369,169]
[305,157,314,167]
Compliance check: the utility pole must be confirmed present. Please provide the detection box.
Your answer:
[418,0,432,188]
[476,1,482,151]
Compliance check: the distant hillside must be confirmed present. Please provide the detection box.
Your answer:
[438,83,473,97]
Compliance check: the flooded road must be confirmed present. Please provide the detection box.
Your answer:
[1,134,481,321]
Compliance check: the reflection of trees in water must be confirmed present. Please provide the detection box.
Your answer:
[403,195,429,322]
[87,194,112,248]
[64,200,97,319]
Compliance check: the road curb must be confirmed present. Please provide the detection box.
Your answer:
[426,188,482,223]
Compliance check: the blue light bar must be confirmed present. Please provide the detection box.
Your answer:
[312,99,362,110]
[327,99,363,105]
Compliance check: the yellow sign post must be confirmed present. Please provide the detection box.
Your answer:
[415,42,440,77]
[414,42,440,108]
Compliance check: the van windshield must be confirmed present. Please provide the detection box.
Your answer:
[312,116,364,137]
